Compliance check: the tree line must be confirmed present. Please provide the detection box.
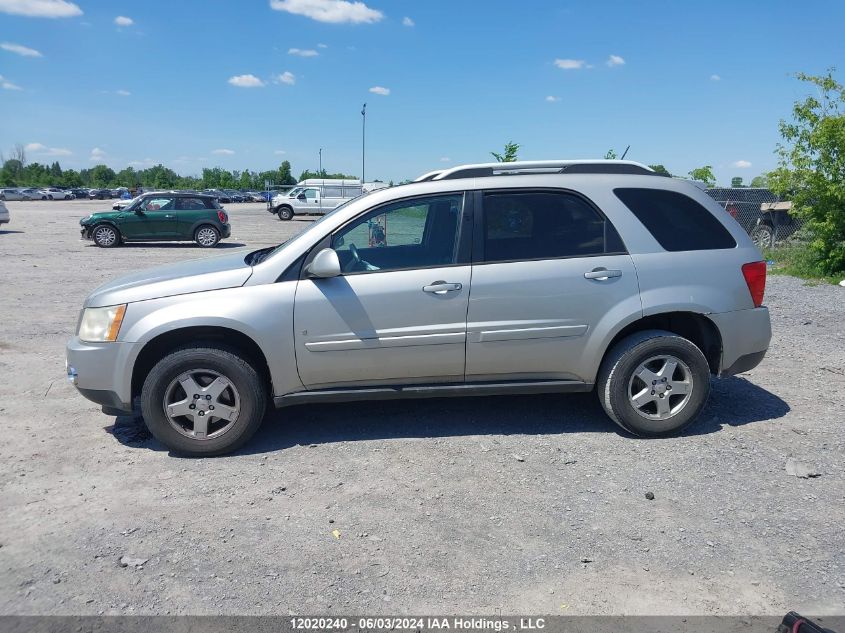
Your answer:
[0,151,358,191]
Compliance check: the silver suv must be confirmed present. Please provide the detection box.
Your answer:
[66,160,772,456]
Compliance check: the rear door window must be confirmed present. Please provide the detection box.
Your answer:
[614,188,737,251]
[479,190,625,263]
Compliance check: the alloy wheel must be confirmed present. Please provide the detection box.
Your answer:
[162,369,241,440]
[627,354,693,421]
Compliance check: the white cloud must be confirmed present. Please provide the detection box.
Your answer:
[228,74,266,88]
[270,0,383,24]
[114,15,133,26]
[545,95,560,102]
[0,0,82,18]
[439,157,450,163]
[116,89,131,96]
[402,16,414,26]
[89,147,106,161]
[731,160,752,168]
[317,42,328,48]
[554,58,586,70]
[606,54,625,67]
[288,47,318,57]
[274,150,287,155]
[25,142,71,156]
[212,149,235,155]
[1,42,43,57]
[128,158,156,167]
[710,74,721,81]
[1,77,23,90]
[275,71,296,85]
[369,85,389,95]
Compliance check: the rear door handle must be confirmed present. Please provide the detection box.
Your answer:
[423,281,462,294]
[584,268,622,280]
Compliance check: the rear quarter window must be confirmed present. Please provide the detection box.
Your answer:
[614,188,737,251]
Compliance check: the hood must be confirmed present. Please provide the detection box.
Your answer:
[85,251,253,307]
[80,210,117,224]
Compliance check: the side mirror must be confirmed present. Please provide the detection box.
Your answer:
[306,248,341,278]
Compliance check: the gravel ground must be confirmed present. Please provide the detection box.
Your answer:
[0,199,843,616]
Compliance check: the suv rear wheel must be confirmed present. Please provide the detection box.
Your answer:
[597,330,711,437]
[140,344,267,456]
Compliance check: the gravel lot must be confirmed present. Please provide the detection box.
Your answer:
[0,199,843,616]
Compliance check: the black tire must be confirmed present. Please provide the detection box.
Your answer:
[596,330,711,437]
[140,344,267,456]
[750,224,774,250]
[277,206,293,221]
[92,223,121,248]
[0,195,5,201]
[194,224,220,248]
[48,195,54,200]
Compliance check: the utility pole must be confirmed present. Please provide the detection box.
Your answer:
[319,148,323,179]
[361,103,367,184]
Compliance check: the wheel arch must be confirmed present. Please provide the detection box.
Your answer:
[599,311,723,376]
[131,326,273,402]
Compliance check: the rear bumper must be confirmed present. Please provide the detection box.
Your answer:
[221,224,231,238]
[709,307,771,376]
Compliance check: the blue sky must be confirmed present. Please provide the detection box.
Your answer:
[1,0,843,184]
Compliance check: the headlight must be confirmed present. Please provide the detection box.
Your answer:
[78,304,127,342]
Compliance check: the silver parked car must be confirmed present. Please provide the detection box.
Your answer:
[0,199,9,225]
[0,188,28,201]
[66,160,772,456]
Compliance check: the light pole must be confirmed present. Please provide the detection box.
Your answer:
[319,148,322,179]
[361,103,367,184]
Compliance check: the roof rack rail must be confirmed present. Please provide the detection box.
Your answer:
[413,170,444,183]
[424,160,659,181]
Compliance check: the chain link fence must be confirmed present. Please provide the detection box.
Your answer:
[704,187,805,249]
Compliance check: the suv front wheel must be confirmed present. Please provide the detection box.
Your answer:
[140,344,267,456]
[597,330,711,437]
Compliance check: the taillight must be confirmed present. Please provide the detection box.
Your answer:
[742,261,766,307]
[217,210,228,223]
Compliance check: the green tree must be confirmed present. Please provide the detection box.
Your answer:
[0,159,24,186]
[604,149,618,160]
[688,165,716,186]
[49,161,63,183]
[648,164,672,176]
[770,69,845,275]
[278,160,295,185]
[731,176,744,187]
[88,164,116,187]
[491,141,520,162]
[750,174,769,188]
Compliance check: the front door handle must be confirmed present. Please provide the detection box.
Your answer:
[423,281,463,294]
[164,214,176,219]
[584,268,622,280]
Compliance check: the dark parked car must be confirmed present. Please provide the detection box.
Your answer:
[80,192,231,248]
[68,188,90,199]
[88,188,112,200]
[203,189,232,204]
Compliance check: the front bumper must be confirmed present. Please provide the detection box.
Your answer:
[709,307,772,376]
[66,337,134,413]
[80,226,93,240]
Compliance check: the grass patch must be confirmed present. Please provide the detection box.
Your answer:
[763,243,843,285]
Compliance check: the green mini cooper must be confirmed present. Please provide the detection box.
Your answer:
[80,192,232,248]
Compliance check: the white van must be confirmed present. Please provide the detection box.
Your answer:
[270,179,363,221]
